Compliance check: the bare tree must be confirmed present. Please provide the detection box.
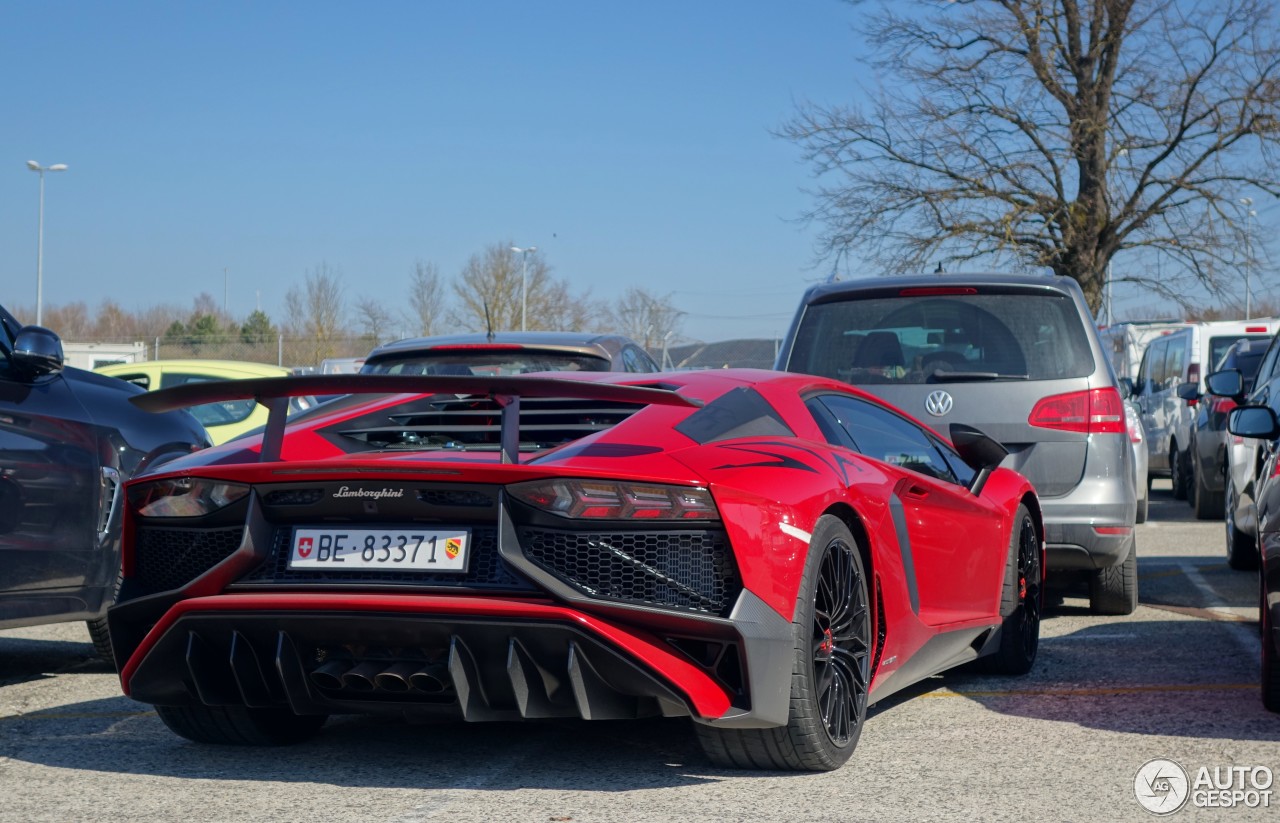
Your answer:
[783,0,1280,313]
[607,287,685,349]
[354,296,396,344]
[451,242,596,331]
[285,262,347,363]
[406,260,446,337]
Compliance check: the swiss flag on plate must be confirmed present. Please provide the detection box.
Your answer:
[297,537,314,558]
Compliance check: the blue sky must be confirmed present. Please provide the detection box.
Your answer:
[0,0,875,342]
[1,1,1268,344]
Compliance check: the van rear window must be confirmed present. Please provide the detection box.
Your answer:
[787,293,1095,384]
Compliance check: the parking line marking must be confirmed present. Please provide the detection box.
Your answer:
[1179,561,1261,655]
[921,683,1258,699]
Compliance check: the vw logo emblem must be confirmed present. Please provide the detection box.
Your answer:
[925,390,954,417]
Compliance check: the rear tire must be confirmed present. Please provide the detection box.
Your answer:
[695,515,872,772]
[1263,574,1280,713]
[155,704,328,746]
[1191,455,1224,520]
[85,571,123,665]
[1226,478,1260,571]
[1089,540,1139,616]
[1135,490,1149,525]
[1170,443,1188,500]
[976,505,1041,675]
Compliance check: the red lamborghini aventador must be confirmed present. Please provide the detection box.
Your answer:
[108,369,1043,771]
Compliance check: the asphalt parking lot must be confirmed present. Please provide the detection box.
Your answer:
[2,480,1276,823]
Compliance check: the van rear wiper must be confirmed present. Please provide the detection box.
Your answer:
[927,370,1030,382]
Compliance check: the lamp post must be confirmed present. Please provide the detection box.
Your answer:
[510,245,537,331]
[27,160,69,327]
[1241,197,1257,320]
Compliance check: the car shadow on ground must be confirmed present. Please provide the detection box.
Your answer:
[0,689,774,786]
[0,635,108,688]
[872,617,1277,743]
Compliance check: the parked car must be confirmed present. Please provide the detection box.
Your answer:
[1132,319,1277,499]
[109,369,1042,771]
[1206,334,1280,570]
[361,332,660,376]
[1217,402,1280,711]
[1125,399,1149,524]
[0,305,209,660]
[1183,338,1270,520]
[775,273,1137,614]
[95,360,318,445]
[1098,320,1192,385]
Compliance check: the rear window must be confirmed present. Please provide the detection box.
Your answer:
[786,293,1095,384]
[362,351,611,376]
[1209,335,1270,370]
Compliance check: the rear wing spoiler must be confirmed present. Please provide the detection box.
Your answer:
[130,374,702,464]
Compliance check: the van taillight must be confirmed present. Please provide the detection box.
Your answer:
[1188,363,1201,386]
[1028,388,1125,434]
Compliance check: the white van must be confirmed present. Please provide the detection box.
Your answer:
[1098,320,1192,383]
[1133,318,1280,497]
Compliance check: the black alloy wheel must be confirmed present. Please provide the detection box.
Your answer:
[811,527,872,746]
[978,505,1041,674]
[695,515,872,771]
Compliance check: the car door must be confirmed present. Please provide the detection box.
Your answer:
[812,392,1005,625]
[1137,337,1169,469]
[0,327,102,610]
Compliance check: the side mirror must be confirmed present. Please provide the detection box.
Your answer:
[1117,377,1135,399]
[1205,369,1244,400]
[11,326,64,378]
[1176,381,1200,405]
[1227,406,1280,440]
[949,422,1009,496]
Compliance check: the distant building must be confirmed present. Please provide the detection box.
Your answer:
[63,341,147,370]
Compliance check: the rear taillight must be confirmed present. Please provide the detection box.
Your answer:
[1124,405,1144,444]
[1188,363,1201,387]
[1211,396,1238,416]
[508,479,720,520]
[1028,388,1125,434]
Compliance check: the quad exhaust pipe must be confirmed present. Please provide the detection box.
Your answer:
[308,660,454,695]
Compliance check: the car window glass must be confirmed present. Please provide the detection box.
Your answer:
[787,293,1094,384]
[621,347,653,373]
[363,353,611,375]
[814,393,958,483]
[1142,338,1169,393]
[157,373,257,426]
[1163,337,1186,387]
[1254,337,1280,387]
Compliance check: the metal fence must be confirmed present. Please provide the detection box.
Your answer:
[68,335,785,373]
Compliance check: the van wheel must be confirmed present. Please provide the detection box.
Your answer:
[1170,444,1188,500]
[1263,573,1280,713]
[1089,541,1138,615]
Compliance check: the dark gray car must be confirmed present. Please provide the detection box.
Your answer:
[361,331,661,375]
[0,303,210,659]
[776,273,1137,614]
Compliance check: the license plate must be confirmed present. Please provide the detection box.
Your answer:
[288,528,471,572]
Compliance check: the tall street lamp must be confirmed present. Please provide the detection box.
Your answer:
[1241,197,1257,320]
[511,245,537,331]
[27,160,69,327]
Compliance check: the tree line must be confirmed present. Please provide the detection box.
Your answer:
[11,241,686,364]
